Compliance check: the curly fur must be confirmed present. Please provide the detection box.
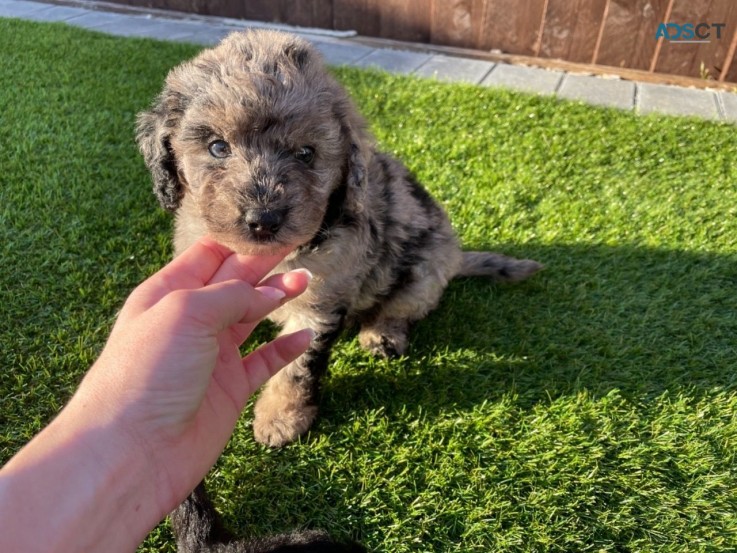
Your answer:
[137,29,542,449]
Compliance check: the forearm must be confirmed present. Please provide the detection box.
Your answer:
[0,397,162,553]
[0,241,311,551]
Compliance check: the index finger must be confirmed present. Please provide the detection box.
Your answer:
[207,247,291,288]
[126,237,285,314]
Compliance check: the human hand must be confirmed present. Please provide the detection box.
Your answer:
[0,237,313,553]
[68,237,312,515]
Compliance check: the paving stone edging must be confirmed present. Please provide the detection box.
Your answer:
[2,0,736,123]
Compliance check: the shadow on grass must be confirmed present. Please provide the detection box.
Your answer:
[320,242,737,421]
[199,244,737,549]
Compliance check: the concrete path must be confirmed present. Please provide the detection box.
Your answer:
[3,0,736,123]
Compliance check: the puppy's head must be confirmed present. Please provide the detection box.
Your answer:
[136,30,370,255]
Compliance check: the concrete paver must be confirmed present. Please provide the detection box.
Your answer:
[355,49,432,75]
[313,40,375,66]
[94,17,204,40]
[186,24,237,46]
[481,63,564,95]
[20,4,89,22]
[719,91,737,123]
[0,0,48,17]
[66,11,202,42]
[558,74,636,110]
[637,83,720,120]
[413,54,495,84]
[64,10,135,30]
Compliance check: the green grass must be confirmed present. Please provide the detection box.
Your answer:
[2,18,737,552]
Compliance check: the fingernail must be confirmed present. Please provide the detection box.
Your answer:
[257,286,287,302]
[289,268,313,282]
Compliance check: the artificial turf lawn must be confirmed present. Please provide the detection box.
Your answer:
[2,17,737,553]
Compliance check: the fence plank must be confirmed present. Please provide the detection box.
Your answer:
[375,0,432,42]
[653,0,737,79]
[112,0,149,8]
[333,0,381,35]
[478,0,546,56]
[242,0,279,22]
[538,0,608,62]
[723,22,737,81]
[170,0,246,18]
[595,0,670,70]
[238,0,332,28]
[292,0,334,28]
[117,0,222,17]
[430,0,486,49]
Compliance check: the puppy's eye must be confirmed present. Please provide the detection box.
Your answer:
[294,146,315,165]
[208,140,231,159]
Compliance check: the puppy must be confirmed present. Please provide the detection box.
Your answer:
[171,480,365,553]
[137,29,541,448]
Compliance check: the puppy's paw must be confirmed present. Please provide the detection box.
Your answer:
[253,399,317,448]
[359,327,408,359]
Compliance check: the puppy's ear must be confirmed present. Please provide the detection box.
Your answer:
[347,142,368,189]
[283,41,310,70]
[339,117,371,213]
[136,87,186,212]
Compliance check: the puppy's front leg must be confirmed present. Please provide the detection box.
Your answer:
[253,309,345,447]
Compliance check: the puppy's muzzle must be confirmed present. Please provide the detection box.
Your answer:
[243,208,286,241]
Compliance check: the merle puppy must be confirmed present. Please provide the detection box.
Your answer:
[137,29,542,448]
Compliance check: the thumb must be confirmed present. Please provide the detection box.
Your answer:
[239,329,315,404]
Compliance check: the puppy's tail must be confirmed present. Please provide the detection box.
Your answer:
[171,481,367,553]
[456,251,543,282]
[170,481,234,552]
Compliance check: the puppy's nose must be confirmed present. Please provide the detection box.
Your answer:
[244,209,284,240]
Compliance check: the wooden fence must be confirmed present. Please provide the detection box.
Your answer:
[109,0,737,83]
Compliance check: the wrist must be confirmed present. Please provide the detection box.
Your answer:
[0,392,164,552]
